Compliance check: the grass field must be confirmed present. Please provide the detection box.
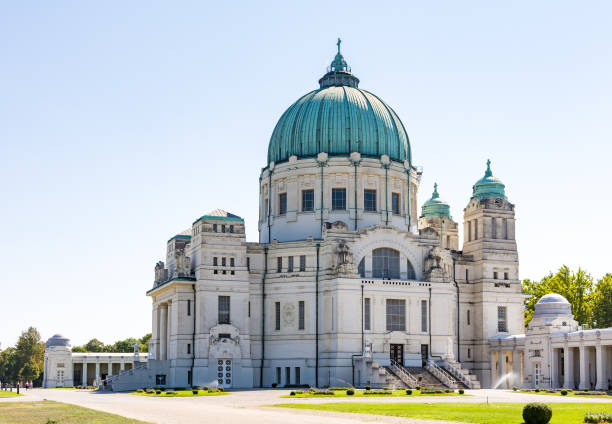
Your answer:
[283,389,464,398]
[275,402,612,424]
[130,389,229,397]
[509,390,612,398]
[0,401,150,424]
[0,391,23,397]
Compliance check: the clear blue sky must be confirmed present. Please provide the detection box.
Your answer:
[1,1,610,348]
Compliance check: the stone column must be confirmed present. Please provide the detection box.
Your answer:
[596,344,604,390]
[82,362,87,386]
[513,349,522,388]
[579,345,586,390]
[108,361,113,378]
[551,348,559,389]
[564,346,573,389]
[167,302,172,360]
[160,304,168,360]
[489,350,497,387]
[95,362,100,386]
[120,362,125,371]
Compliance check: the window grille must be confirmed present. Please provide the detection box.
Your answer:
[277,257,282,273]
[279,193,287,215]
[386,299,406,331]
[364,189,377,212]
[218,296,230,324]
[299,301,305,330]
[421,299,428,332]
[302,190,314,212]
[287,256,293,272]
[275,302,281,330]
[299,255,306,272]
[497,306,507,332]
[364,298,371,330]
[392,192,400,215]
[332,188,346,210]
[373,248,400,279]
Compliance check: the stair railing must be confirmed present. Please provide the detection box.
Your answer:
[105,362,148,384]
[426,360,457,389]
[389,359,418,388]
[441,361,473,388]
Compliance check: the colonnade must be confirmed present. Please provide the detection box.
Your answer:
[558,343,612,390]
[489,347,524,388]
[73,357,134,386]
[155,301,172,361]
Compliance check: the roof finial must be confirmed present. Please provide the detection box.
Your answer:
[337,37,341,54]
[432,182,439,198]
[485,159,492,177]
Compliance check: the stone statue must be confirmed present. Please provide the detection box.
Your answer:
[147,340,155,360]
[364,339,373,358]
[335,239,358,276]
[424,246,452,283]
[445,337,455,360]
[154,261,167,283]
[174,248,191,278]
[133,343,140,354]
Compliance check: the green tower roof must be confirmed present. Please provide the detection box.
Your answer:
[472,159,506,200]
[421,183,451,218]
[267,39,411,165]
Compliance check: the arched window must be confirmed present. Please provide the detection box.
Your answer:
[372,248,400,279]
[406,260,416,280]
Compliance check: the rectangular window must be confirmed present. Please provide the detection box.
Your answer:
[299,300,305,330]
[332,188,346,210]
[295,367,300,385]
[156,374,166,385]
[467,309,471,325]
[503,218,508,239]
[474,219,478,240]
[491,217,496,239]
[277,257,282,273]
[287,256,293,272]
[218,296,230,324]
[467,221,472,242]
[187,299,191,316]
[248,301,251,318]
[213,224,218,232]
[187,343,191,354]
[504,272,509,280]
[222,257,226,267]
[275,302,281,330]
[364,189,377,212]
[493,271,498,280]
[302,189,314,212]
[421,299,428,332]
[467,348,471,359]
[213,257,218,266]
[299,255,306,272]
[230,257,235,267]
[247,257,250,271]
[276,367,281,384]
[187,370,192,385]
[497,306,507,332]
[392,192,400,215]
[285,367,291,386]
[364,298,371,330]
[386,299,406,331]
[465,268,469,282]
[264,199,269,218]
[279,193,287,215]
[229,225,234,233]
[221,225,226,233]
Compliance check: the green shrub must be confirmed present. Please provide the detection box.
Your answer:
[535,388,540,392]
[416,386,420,390]
[584,388,589,392]
[362,389,392,395]
[203,386,209,391]
[192,386,201,390]
[136,389,144,393]
[560,390,568,396]
[311,390,335,395]
[513,386,518,391]
[584,412,612,423]
[46,420,58,424]
[575,391,606,396]
[406,389,412,395]
[346,389,355,395]
[445,389,453,393]
[328,387,349,391]
[217,387,224,392]
[522,403,552,424]
[192,390,199,395]
[458,389,464,394]
[271,383,277,388]
[290,391,296,396]
[365,385,371,390]
[155,390,161,395]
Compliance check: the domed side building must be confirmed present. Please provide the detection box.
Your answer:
[105,41,540,391]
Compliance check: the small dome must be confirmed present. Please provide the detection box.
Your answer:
[472,159,506,200]
[533,293,572,318]
[421,183,451,218]
[46,334,71,348]
[537,293,570,304]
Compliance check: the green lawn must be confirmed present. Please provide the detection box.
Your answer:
[275,402,612,424]
[509,390,612,398]
[0,391,23,397]
[130,389,229,397]
[0,401,150,424]
[283,389,464,398]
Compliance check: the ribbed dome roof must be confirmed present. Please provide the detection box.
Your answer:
[46,334,71,348]
[421,183,451,218]
[472,159,506,200]
[267,40,411,165]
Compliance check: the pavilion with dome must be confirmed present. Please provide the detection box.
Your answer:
[87,40,612,392]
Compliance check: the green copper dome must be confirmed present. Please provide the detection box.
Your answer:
[421,183,451,218]
[267,39,411,165]
[472,159,506,199]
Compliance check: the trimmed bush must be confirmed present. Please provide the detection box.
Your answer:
[311,390,335,395]
[346,389,355,395]
[271,383,277,388]
[328,387,349,391]
[535,388,540,393]
[136,389,144,393]
[362,389,392,395]
[218,387,224,392]
[522,402,552,424]
[203,386,209,391]
[192,390,199,395]
[365,385,371,390]
[560,390,568,396]
[416,386,420,390]
[458,389,464,394]
[290,391,296,396]
[513,386,518,391]
[192,386,201,390]
[584,388,589,392]
[155,390,162,395]
[406,389,412,395]
[445,389,453,393]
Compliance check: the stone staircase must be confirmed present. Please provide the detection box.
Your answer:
[405,367,449,389]
[441,360,481,389]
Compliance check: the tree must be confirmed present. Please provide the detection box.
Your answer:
[591,274,612,328]
[19,360,40,382]
[83,339,107,352]
[139,334,152,352]
[522,265,595,327]
[0,347,18,383]
[110,338,139,353]
[14,327,44,382]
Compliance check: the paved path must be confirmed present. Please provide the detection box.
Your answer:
[2,389,611,424]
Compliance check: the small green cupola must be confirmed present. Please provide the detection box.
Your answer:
[421,183,451,218]
[472,159,506,200]
[318,38,360,88]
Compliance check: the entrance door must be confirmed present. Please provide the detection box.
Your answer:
[217,359,232,388]
[390,344,404,365]
[421,344,429,367]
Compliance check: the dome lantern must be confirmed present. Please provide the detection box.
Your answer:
[472,159,506,200]
[319,38,360,89]
[421,183,451,218]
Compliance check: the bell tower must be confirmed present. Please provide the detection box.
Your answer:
[418,183,458,250]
